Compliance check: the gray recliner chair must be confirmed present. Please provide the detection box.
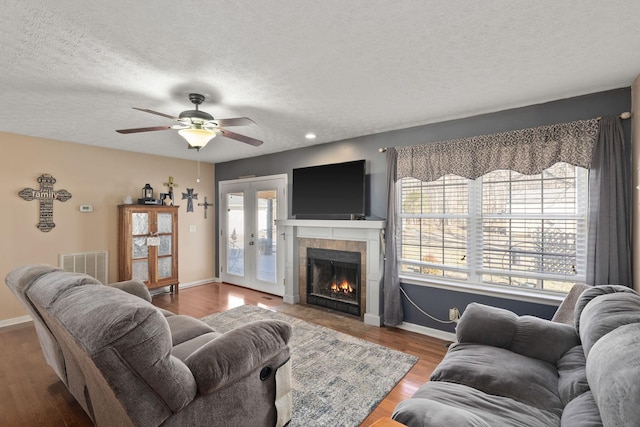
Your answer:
[6,264,293,427]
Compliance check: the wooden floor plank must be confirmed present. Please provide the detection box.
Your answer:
[1,282,448,426]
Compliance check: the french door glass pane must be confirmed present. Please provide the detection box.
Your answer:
[227,192,245,276]
[257,190,277,283]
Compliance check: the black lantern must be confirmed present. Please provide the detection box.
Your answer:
[142,183,153,199]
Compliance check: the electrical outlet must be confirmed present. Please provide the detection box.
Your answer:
[449,307,460,322]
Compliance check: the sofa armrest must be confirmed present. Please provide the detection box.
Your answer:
[185,319,292,395]
[456,303,579,364]
[107,279,152,302]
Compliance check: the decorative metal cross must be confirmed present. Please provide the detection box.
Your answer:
[198,197,214,219]
[163,176,179,205]
[182,188,198,212]
[19,174,72,232]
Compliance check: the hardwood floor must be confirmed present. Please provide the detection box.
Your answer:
[1,282,449,426]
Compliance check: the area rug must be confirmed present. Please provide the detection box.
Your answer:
[201,305,417,427]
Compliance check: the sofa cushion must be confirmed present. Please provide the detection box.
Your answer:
[574,285,638,337]
[107,279,152,302]
[561,391,602,427]
[510,315,578,364]
[185,320,292,395]
[587,322,640,427]
[579,291,640,355]
[28,270,101,309]
[393,381,560,427]
[5,264,61,301]
[166,314,217,346]
[430,343,562,413]
[456,302,578,364]
[172,332,221,361]
[557,345,589,406]
[455,303,518,349]
[158,307,176,317]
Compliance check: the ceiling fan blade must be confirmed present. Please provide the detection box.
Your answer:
[132,107,179,120]
[213,117,256,127]
[116,126,172,134]
[220,129,264,146]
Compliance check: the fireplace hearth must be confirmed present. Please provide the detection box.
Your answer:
[306,248,361,316]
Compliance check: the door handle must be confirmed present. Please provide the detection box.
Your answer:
[249,241,255,246]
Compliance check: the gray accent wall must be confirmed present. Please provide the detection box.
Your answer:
[216,87,631,332]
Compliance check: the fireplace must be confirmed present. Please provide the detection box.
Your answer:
[306,248,361,316]
[276,218,385,326]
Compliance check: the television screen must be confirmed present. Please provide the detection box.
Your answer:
[292,159,366,220]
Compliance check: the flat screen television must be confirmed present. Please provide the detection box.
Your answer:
[292,159,366,220]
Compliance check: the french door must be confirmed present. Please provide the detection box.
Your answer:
[219,174,287,295]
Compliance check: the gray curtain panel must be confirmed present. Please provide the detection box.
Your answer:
[383,147,403,326]
[586,117,632,287]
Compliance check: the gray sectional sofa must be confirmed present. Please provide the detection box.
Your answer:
[393,285,640,426]
[5,264,293,427]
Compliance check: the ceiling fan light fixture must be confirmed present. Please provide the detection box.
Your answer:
[178,127,217,149]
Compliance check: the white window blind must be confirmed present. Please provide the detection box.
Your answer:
[398,162,587,293]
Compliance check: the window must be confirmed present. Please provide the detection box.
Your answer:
[398,162,587,294]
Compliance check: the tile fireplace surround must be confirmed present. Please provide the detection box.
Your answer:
[275,219,386,326]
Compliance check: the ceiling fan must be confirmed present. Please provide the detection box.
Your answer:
[116,93,263,149]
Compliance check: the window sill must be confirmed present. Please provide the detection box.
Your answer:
[399,275,566,306]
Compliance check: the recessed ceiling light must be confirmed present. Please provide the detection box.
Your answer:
[305,133,317,140]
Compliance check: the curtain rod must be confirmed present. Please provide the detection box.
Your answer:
[597,111,632,120]
[378,111,633,153]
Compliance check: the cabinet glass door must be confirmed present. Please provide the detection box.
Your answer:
[131,212,149,282]
[157,212,173,279]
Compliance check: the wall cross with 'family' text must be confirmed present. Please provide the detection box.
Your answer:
[19,174,72,232]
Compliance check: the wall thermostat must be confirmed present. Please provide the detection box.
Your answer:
[79,205,93,212]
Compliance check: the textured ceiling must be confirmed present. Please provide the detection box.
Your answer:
[2,1,640,164]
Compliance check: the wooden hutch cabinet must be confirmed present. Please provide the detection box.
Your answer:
[118,205,179,293]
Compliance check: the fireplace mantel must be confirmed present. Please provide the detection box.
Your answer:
[277,219,385,229]
[275,218,386,326]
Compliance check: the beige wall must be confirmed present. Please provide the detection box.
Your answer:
[633,76,640,292]
[0,132,216,322]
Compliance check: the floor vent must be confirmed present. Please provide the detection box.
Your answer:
[59,251,109,284]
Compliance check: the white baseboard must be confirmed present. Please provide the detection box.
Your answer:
[149,278,218,295]
[179,278,217,290]
[0,315,32,330]
[283,294,301,304]
[364,313,383,327]
[396,321,456,342]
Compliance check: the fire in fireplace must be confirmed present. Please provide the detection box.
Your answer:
[306,248,361,316]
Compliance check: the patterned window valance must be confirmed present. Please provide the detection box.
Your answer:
[396,119,599,182]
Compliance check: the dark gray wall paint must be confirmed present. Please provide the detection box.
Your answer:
[215,87,631,332]
[401,284,559,334]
